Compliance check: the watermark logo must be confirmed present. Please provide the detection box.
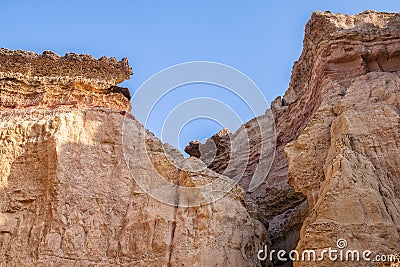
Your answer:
[122,61,276,207]
[257,239,399,264]
[336,238,348,249]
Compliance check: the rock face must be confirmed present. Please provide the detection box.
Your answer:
[3,10,400,267]
[190,10,400,267]
[284,11,400,266]
[0,50,267,266]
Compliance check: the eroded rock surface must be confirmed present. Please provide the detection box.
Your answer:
[190,10,400,267]
[3,9,400,267]
[0,48,132,111]
[284,11,400,267]
[0,50,267,266]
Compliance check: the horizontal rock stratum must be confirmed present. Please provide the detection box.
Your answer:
[1,10,400,267]
[0,48,132,111]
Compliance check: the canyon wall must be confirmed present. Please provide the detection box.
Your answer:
[189,10,400,267]
[0,49,267,266]
[285,10,400,267]
[1,10,400,267]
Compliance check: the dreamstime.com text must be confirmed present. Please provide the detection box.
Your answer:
[258,239,400,263]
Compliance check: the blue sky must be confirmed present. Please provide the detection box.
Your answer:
[1,1,398,153]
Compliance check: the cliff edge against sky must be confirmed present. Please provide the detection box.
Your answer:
[1,10,400,267]
[187,10,400,267]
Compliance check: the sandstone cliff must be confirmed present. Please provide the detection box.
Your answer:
[285,10,400,267]
[0,49,267,266]
[2,9,400,267]
[190,11,400,267]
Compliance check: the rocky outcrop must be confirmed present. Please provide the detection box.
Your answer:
[0,48,132,111]
[184,140,201,158]
[0,50,267,266]
[186,112,305,266]
[188,97,307,266]
[3,9,400,267]
[190,10,400,267]
[284,11,400,266]
[185,127,232,173]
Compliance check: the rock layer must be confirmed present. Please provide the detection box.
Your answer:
[0,49,132,112]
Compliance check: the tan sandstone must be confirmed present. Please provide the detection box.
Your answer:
[0,49,267,266]
[190,10,400,267]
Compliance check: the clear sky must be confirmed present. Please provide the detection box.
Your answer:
[1,1,398,153]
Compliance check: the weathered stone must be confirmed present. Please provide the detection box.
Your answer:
[185,128,232,172]
[0,50,267,266]
[0,49,132,112]
[191,10,400,267]
[284,11,400,267]
[184,140,201,158]
[3,9,400,267]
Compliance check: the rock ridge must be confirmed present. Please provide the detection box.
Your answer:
[0,48,132,112]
